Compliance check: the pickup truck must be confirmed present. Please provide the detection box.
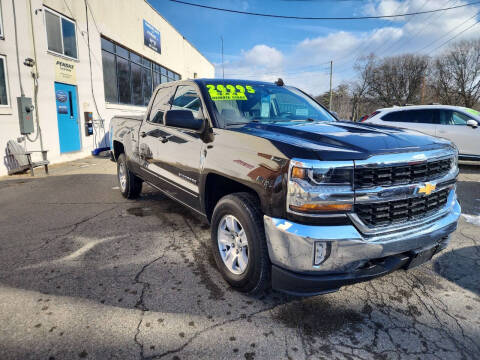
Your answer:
[110,79,460,296]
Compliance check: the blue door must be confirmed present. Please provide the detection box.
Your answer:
[55,82,81,153]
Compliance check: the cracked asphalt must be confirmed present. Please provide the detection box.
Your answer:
[0,157,479,360]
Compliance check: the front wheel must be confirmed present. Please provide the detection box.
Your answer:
[117,153,142,199]
[210,192,270,294]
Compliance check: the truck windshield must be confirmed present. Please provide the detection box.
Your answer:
[201,81,336,127]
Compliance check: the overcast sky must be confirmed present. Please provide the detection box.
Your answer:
[151,0,480,96]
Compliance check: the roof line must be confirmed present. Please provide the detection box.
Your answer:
[143,0,214,67]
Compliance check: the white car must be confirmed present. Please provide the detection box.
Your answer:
[363,105,480,161]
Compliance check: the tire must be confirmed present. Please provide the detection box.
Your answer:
[117,153,142,199]
[211,192,270,294]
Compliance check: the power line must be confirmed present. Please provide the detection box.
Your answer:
[168,0,480,20]
[416,12,479,53]
[426,18,480,53]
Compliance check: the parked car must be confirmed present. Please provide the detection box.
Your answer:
[110,79,460,296]
[363,105,480,161]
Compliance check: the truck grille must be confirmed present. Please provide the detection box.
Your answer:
[355,158,452,189]
[355,188,450,227]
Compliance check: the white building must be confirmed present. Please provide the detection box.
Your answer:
[0,0,214,176]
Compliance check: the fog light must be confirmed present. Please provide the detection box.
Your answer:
[313,241,330,266]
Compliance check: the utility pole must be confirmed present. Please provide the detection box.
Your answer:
[221,36,224,80]
[329,60,333,111]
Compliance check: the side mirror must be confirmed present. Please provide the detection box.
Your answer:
[466,119,478,128]
[330,111,339,120]
[164,110,204,131]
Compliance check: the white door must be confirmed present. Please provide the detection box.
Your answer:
[436,110,480,156]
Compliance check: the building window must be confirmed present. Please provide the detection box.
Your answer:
[101,37,181,106]
[0,55,10,106]
[0,1,4,39]
[44,8,78,59]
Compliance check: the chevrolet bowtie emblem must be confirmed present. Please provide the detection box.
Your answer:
[418,183,436,196]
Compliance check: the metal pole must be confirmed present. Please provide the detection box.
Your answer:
[329,60,333,111]
[221,36,224,80]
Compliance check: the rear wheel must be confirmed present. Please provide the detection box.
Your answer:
[211,192,270,294]
[117,153,142,199]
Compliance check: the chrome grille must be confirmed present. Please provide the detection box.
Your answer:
[355,188,449,227]
[354,158,452,189]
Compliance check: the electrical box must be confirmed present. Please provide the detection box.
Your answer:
[84,111,93,136]
[17,96,34,135]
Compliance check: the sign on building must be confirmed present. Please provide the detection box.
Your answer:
[143,20,161,54]
[54,58,76,85]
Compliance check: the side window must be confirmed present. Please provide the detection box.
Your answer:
[408,110,438,124]
[439,110,471,125]
[170,85,203,119]
[149,86,174,124]
[381,111,406,122]
[451,111,470,125]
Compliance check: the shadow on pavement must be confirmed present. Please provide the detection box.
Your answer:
[433,246,480,295]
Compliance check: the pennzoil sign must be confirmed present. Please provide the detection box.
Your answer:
[54,58,76,85]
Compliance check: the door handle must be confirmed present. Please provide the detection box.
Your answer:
[140,131,147,138]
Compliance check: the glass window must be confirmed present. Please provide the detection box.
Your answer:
[45,9,77,59]
[142,68,153,106]
[171,85,202,119]
[100,37,180,106]
[101,50,117,103]
[406,110,438,124]
[451,111,470,125]
[201,81,334,127]
[0,1,4,38]
[130,52,142,65]
[439,110,472,125]
[61,18,77,58]
[0,56,9,106]
[149,86,175,124]
[142,57,152,68]
[101,38,114,52]
[161,67,167,75]
[117,56,131,104]
[131,63,143,106]
[153,72,161,89]
[382,111,409,122]
[45,10,62,54]
[116,45,129,59]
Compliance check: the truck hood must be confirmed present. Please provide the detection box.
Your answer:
[231,121,452,161]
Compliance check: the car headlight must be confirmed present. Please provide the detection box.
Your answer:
[287,159,354,215]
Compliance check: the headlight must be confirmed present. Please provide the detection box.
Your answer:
[287,159,354,215]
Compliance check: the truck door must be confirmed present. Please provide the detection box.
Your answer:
[137,85,176,186]
[139,84,205,212]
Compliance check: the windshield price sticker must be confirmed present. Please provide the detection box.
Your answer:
[206,84,255,101]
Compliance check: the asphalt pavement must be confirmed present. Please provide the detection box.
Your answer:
[0,157,478,360]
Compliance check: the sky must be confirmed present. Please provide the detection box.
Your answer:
[150,0,480,96]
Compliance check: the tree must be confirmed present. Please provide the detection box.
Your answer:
[315,84,352,120]
[351,54,376,120]
[366,54,429,107]
[431,39,480,108]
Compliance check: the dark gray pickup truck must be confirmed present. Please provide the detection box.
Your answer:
[110,79,460,296]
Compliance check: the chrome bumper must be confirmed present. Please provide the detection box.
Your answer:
[264,191,461,274]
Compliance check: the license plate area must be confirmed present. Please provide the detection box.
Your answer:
[405,246,437,270]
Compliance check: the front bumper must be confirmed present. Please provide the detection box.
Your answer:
[264,192,461,296]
